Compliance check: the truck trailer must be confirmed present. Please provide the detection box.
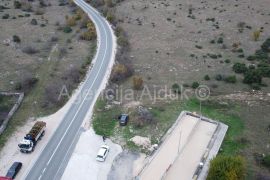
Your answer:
[18,121,46,153]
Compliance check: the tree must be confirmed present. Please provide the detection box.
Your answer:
[243,70,262,84]
[233,63,247,74]
[172,83,181,94]
[133,76,143,90]
[204,75,210,80]
[191,82,199,89]
[207,155,246,180]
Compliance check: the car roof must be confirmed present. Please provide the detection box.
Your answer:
[10,162,22,169]
[120,114,128,120]
[97,145,109,156]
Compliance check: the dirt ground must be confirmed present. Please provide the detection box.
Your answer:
[0,0,96,150]
[114,0,270,93]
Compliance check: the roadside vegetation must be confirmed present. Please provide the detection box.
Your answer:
[207,155,246,180]
[92,98,244,155]
[0,0,97,150]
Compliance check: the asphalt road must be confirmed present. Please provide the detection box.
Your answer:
[24,0,115,179]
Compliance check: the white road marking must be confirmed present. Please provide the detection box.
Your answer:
[36,1,110,179]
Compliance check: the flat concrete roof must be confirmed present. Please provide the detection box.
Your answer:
[137,111,228,180]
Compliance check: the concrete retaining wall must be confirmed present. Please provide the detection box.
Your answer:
[0,92,24,135]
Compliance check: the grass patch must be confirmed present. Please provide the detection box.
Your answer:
[95,98,244,155]
[92,99,121,137]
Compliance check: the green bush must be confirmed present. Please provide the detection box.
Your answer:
[233,63,247,74]
[204,75,210,80]
[172,83,181,94]
[243,70,262,84]
[217,37,223,44]
[215,74,223,81]
[63,26,72,33]
[14,1,22,9]
[246,55,256,61]
[255,49,269,60]
[13,35,21,43]
[191,82,199,89]
[225,75,237,83]
[225,59,231,63]
[262,155,270,168]
[2,14,9,19]
[251,84,261,90]
[207,155,246,180]
[261,38,270,52]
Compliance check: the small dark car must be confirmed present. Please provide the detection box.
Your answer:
[6,162,22,179]
[118,114,129,126]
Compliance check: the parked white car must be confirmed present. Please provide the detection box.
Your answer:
[96,145,109,162]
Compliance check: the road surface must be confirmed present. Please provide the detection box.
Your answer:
[24,0,116,179]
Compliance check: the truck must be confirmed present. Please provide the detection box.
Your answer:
[18,121,46,153]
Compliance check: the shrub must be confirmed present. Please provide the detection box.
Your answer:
[118,35,129,48]
[243,70,262,84]
[238,54,245,58]
[134,106,155,128]
[253,30,261,41]
[15,73,39,93]
[215,74,223,81]
[257,66,270,77]
[251,84,261,90]
[2,14,9,19]
[225,59,231,63]
[22,46,39,54]
[30,18,38,25]
[66,16,77,26]
[224,75,237,83]
[13,35,21,43]
[255,49,269,60]
[233,63,247,74]
[133,76,144,90]
[63,26,72,33]
[236,48,244,53]
[210,39,215,44]
[191,82,199,89]
[207,155,246,180]
[172,83,181,94]
[14,1,22,9]
[261,38,270,52]
[195,45,203,49]
[80,30,96,41]
[247,55,256,61]
[111,64,133,82]
[106,12,115,23]
[217,37,223,44]
[204,75,210,80]
[262,155,270,168]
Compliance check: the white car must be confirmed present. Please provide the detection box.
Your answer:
[96,145,110,162]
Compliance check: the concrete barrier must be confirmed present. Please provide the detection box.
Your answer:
[0,92,24,135]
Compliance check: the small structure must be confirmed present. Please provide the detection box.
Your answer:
[136,111,228,180]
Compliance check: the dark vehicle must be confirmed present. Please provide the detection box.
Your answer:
[6,162,22,179]
[118,114,129,126]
